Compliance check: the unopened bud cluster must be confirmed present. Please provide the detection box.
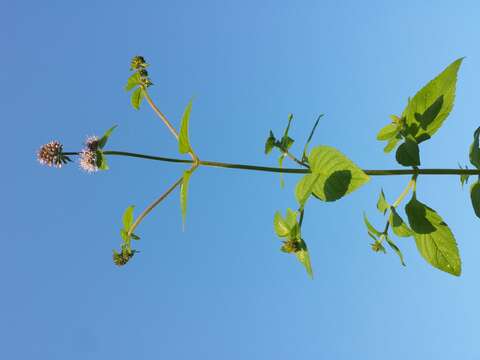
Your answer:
[130,56,153,87]
[113,248,136,266]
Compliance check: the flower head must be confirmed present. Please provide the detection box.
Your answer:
[84,135,99,151]
[79,148,98,173]
[37,140,70,168]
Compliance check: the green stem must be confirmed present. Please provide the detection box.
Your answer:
[127,176,184,238]
[63,150,480,176]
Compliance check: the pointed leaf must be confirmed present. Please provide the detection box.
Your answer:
[377,189,389,214]
[122,205,135,229]
[179,100,193,154]
[180,170,193,229]
[402,58,463,141]
[384,136,400,153]
[376,123,398,140]
[98,125,118,149]
[363,212,382,237]
[295,239,313,278]
[405,195,461,276]
[385,235,406,266]
[302,114,323,162]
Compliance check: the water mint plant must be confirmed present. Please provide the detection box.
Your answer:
[37,56,480,278]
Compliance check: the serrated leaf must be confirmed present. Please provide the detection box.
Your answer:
[405,195,461,276]
[98,125,118,149]
[376,123,398,140]
[377,189,389,214]
[469,127,480,169]
[385,235,406,266]
[125,72,141,91]
[179,100,193,154]
[180,170,192,229]
[395,139,420,167]
[122,205,135,229]
[295,146,370,203]
[363,212,382,237]
[131,87,144,110]
[402,58,463,141]
[295,239,313,278]
[470,181,480,218]
[389,207,412,237]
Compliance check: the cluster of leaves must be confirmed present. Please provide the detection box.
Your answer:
[365,58,466,276]
[266,115,370,276]
[113,205,140,266]
[125,56,153,110]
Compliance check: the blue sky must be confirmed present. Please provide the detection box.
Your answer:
[3,0,480,358]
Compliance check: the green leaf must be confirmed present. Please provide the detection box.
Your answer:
[96,150,109,170]
[405,195,461,276]
[376,123,398,140]
[376,189,389,214]
[180,170,193,229]
[363,212,382,237]
[98,125,118,149]
[295,239,313,278]
[281,136,294,150]
[395,139,420,167]
[125,72,141,91]
[274,211,291,237]
[385,235,406,266]
[469,127,480,169]
[302,114,323,162]
[131,87,144,110]
[264,131,276,154]
[179,100,193,154]
[470,181,480,218]
[389,207,412,237]
[122,205,135,230]
[295,146,370,203]
[402,58,463,141]
[384,136,400,153]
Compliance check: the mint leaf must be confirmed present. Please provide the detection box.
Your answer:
[179,100,193,154]
[405,195,461,276]
[295,146,369,203]
[180,170,193,229]
[402,58,463,141]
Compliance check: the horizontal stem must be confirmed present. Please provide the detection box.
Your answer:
[63,151,480,176]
